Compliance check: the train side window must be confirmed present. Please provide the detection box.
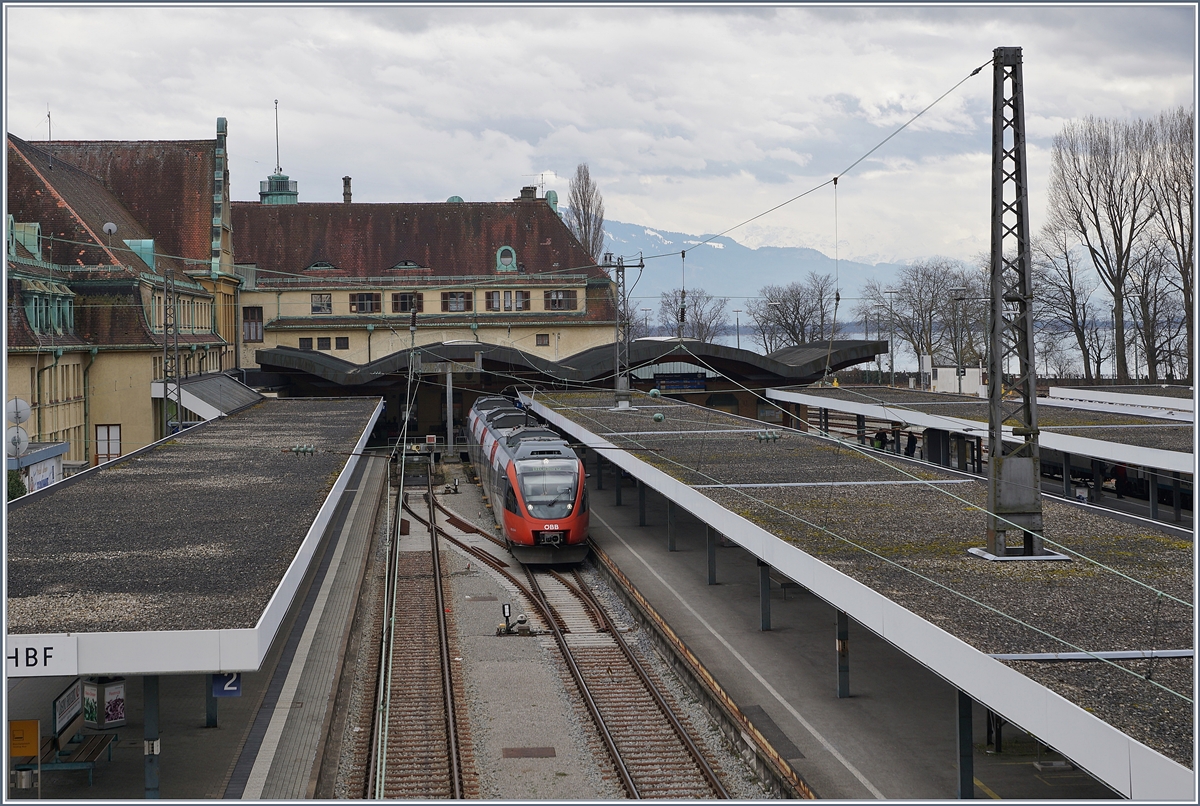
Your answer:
[580,485,589,513]
[504,481,519,514]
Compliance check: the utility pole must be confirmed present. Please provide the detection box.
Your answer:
[885,290,898,387]
[608,253,643,408]
[951,287,968,395]
[986,46,1044,557]
[161,262,182,436]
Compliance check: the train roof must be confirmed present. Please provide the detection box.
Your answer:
[505,426,561,447]
[513,439,577,461]
[472,396,513,413]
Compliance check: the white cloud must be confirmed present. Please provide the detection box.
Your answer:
[4,5,1192,263]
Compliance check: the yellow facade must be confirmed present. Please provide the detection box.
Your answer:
[7,348,158,466]
[238,281,616,368]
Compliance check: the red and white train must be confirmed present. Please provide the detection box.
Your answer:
[467,396,590,564]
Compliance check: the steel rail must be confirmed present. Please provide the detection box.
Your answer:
[367,466,406,797]
[426,472,464,799]
[413,497,729,799]
[405,500,638,796]
[523,565,641,799]
[568,569,730,798]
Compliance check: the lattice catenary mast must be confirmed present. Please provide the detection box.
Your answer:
[986,46,1044,556]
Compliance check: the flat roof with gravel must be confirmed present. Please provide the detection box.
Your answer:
[7,397,381,636]
[529,390,1194,773]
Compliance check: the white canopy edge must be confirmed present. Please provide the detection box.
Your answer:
[765,389,1193,475]
[1048,386,1194,413]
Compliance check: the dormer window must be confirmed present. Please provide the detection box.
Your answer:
[21,280,74,334]
[391,259,421,270]
[496,246,517,272]
[307,261,336,271]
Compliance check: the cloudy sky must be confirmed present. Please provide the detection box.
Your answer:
[5,4,1194,266]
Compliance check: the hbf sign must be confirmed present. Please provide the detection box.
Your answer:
[5,634,78,677]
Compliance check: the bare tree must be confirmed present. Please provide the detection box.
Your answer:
[943,262,988,371]
[1127,243,1187,383]
[564,163,605,262]
[1148,106,1194,380]
[747,271,842,350]
[1032,222,1106,381]
[1047,115,1157,382]
[657,287,728,343]
[861,259,963,376]
[621,295,653,341]
[746,297,788,353]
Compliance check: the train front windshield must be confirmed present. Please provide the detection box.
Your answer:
[516,458,579,519]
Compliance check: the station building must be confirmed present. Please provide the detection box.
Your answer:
[6,126,238,465]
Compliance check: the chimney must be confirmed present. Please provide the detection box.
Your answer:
[343,176,352,204]
[517,185,537,201]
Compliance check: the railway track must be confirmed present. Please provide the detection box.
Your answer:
[367,469,474,799]
[402,494,731,799]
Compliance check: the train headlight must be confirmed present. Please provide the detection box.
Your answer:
[527,503,534,511]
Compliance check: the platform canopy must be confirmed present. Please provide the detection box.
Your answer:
[255,338,888,389]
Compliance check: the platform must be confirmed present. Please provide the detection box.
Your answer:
[523,389,1194,800]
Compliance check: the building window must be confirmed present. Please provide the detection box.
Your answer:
[503,290,512,311]
[95,424,121,466]
[349,292,381,313]
[242,306,264,342]
[299,337,313,350]
[495,246,517,272]
[485,291,502,311]
[536,333,550,346]
[441,291,472,312]
[544,290,578,311]
[311,293,332,314]
[514,291,530,311]
[23,291,74,335]
[335,337,349,350]
[317,337,331,350]
[392,292,424,313]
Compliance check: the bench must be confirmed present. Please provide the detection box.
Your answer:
[768,569,803,599]
[12,731,116,786]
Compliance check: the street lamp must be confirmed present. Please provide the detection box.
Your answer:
[1127,292,1142,383]
[1111,304,1117,385]
[732,309,742,350]
[950,287,967,395]
[884,289,898,388]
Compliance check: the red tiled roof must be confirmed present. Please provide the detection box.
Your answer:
[4,272,142,349]
[230,201,602,282]
[27,138,217,263]
[8,136,149,275]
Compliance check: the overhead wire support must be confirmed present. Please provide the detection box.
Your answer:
[985,46,1044,558]
[607,252,644,407]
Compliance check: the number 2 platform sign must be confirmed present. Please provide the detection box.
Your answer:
[212,673,242,697]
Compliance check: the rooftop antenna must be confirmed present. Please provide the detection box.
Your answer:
[522,171,557,194]
[274,99,281,174]
[47,104,52,169]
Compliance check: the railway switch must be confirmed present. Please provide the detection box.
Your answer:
[497,604,530,636]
